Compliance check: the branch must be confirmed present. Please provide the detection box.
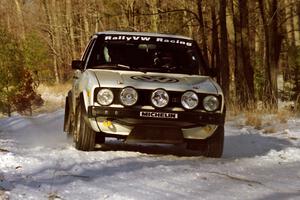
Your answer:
[138,9,201,24]
[101,8,201,25]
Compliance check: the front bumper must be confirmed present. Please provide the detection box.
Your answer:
[88,106,225,140]
[88,106,225,128]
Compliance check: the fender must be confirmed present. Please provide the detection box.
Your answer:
[76,70,100,112]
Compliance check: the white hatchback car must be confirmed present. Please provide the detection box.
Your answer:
[64,31,226,157]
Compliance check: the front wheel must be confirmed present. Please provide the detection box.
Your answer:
[63,96,74,138]
[186,125,224,158]
[73,96,96,151]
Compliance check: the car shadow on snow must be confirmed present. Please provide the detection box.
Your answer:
[95,131,296,159]
[95,141,204,157]
[255,192,300,200]
[223,132,295,158]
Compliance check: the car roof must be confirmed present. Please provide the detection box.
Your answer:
[94,31,193,41]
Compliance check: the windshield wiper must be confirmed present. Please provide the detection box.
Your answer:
[92,64,131,70]
[92,64,148,73]
[116,64,131,69]
[116,64,148,73]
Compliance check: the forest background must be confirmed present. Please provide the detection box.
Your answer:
[0,0,299,116]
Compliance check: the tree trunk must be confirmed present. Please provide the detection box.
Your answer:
[51,0,62,82]
[14,0,25,41]
[42,0,60,84]
[66,0,76,59]
[197,0,209,65]
[5,86,11,117]
[259,0,282,109]
[219,0,230,103]
[122,0,135,31]
[294,0,300,111]
[148,0,159,32]
[233,0,255,109]
[297,1,300,43]
[269,0,282,108]
[184,1,193,37]
[82,1,90,42]
[289,0,296,46]
[211,0,221,83]
[240,0,255,103]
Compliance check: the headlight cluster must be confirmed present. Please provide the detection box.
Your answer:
[97,87,138,106]
[96,88,220,111]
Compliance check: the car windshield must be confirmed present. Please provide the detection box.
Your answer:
[87,36,206,75]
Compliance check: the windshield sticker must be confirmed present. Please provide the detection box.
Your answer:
[131,75,179,83]
[156,38,192,46]
[104,35,192,47]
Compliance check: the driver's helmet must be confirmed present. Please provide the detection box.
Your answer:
[103,46,111,62]
[154,51,174,66]
[160,51,174,65]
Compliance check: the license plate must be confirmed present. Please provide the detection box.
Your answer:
[139,111,178,119]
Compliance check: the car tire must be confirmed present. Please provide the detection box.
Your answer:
[186,125,224,158]
[73,95,96,151]
[63,96,70,133]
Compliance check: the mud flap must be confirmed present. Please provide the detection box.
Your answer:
[126,126,184,144]
[63,96,70,132]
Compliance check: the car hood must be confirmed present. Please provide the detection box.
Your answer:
[90,69,220,94]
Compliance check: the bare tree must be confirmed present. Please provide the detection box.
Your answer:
[232,0,255,108]
[219,0,230,103]
[258,0,283,109]
[41,0,60,83]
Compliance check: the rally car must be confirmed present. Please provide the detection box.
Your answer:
[63,31,226,157]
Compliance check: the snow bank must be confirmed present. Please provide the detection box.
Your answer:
[0,111,300,200]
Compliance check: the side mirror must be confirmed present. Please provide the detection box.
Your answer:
[71,60,83,70]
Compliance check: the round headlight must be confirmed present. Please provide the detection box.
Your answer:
[120,87,138,106]
[151,89,169,108]
[97,89,114,106]
[203,95,219,111]
[181,91,199,110]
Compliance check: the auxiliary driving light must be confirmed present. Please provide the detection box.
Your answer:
[151,89,169,108]
[97,89,114,106]
[203,95,219,112]
[181,91,199,110]
[120,87,138,106]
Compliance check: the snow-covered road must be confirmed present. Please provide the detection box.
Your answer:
[1,110,300,200]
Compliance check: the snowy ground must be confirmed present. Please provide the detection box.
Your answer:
[0,110,300,200]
